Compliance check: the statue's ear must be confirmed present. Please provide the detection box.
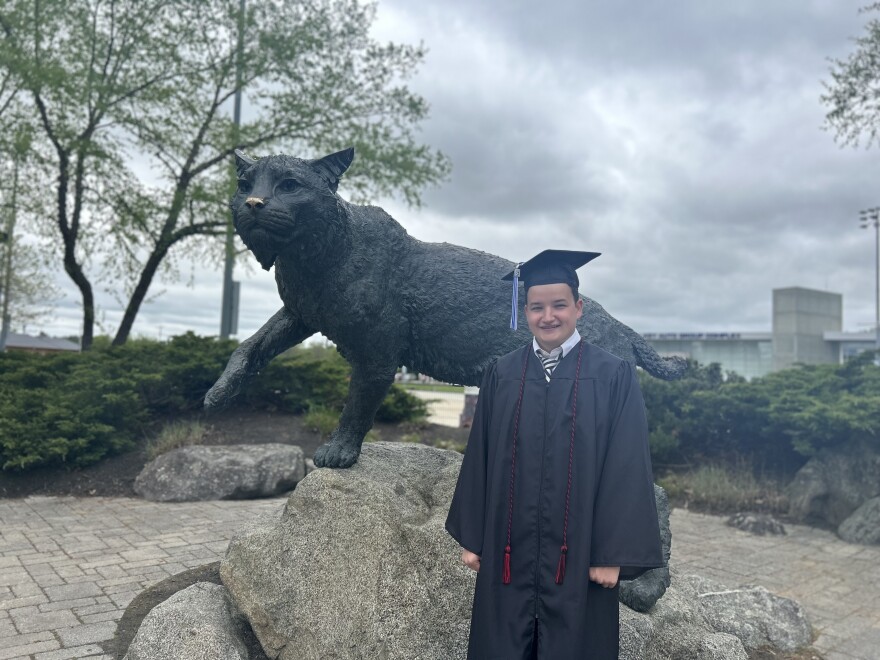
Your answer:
[234,149,257,177]
[310,147,355,192]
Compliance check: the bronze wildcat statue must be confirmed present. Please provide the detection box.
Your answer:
[205,148,686,468]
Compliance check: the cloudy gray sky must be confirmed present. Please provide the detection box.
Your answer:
[37,0,880,341]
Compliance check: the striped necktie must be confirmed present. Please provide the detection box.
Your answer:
[536,348,562,381]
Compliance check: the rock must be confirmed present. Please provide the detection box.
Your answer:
[123,582,268,660]
[112,563,223,659]
[305,458,316,475]
[620,484,672,612]
[221,442,474,660]
[726,512,786,536]
[682,574,812,652]
[131,443,814,659]
[695,632,749,660]
[619,605,654,660]
[640,571,721,659]
[838,496,880,545]
[134,444,304,502]
[786,441,880,527]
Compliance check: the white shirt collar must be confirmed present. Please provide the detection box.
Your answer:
[533,329,581,359]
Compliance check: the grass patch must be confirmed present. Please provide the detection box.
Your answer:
[302,406,339,436]
[433,438,466,453]
[400,383,465,394]
[146,420,206,461]
[658,464,789,515]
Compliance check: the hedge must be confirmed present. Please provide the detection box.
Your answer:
[0,334,426,471]
[639,351,880,472]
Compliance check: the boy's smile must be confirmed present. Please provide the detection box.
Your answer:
[525,283,584,352]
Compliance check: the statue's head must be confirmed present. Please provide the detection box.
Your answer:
[230,148,355,270]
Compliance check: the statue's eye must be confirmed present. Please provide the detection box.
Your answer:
[238,179,252,194]
[277,179,298,193]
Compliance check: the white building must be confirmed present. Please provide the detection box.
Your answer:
[643,287,876,380]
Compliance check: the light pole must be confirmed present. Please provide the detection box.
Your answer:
[220,0,246,339]
[859,207,880,363]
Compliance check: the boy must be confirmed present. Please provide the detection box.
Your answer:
[445,250,663,659]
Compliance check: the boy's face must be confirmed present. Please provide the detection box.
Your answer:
[525,283,583,352]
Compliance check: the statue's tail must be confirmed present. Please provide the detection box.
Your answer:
[632,337,688,381]
[578,297,688,381]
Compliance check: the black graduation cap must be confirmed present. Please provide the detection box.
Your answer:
[502,250,601,330]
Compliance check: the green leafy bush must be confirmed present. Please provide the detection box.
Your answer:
[641,352,880,473]
[0,334,433,471]
[376,385,429,423]
[0,350,145,470]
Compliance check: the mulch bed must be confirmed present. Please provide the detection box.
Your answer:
[0,409,470,499]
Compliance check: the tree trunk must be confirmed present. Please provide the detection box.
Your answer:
[112,238,172,346]
[55,150,95,350]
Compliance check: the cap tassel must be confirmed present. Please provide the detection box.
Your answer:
[510,264,521,330]
[555,545,567,585]
[502,544,512,584]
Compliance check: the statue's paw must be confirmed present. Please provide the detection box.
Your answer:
[313,438,361,469]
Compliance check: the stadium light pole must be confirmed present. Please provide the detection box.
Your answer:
[220,0,246,339]
[859,207,880,363]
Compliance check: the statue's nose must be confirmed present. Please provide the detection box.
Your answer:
[245,196,265,209]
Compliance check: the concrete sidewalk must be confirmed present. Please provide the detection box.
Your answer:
[0,497,877,659]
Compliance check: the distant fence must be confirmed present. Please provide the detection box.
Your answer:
[404,388,480,428]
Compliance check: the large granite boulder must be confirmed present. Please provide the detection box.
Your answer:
[221,442,473,660]
[619,601,749,660]
[135,444,305,502]
[682,574,812,652]
[838,496,880,545]
[123,582,268,660]
[786,441,880,529]
[127,443,814,659]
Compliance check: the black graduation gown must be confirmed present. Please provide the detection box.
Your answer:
[445,340,664,660]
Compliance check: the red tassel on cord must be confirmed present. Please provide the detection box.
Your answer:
[555,545,568,585]
[502,545,512,584]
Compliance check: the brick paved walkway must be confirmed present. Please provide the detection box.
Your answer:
[0,498,877,659]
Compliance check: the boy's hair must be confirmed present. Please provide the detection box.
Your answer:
[525,283,580,304]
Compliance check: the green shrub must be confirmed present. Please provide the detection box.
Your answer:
[0,334,447,472]
[0,350,143,470]
[243,349,350,413]
[146,420,206,461]
[375,385,429,423]
[641,353,880,473]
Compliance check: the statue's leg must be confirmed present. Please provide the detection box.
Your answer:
[204,306,314,410]
[313,361,397,469]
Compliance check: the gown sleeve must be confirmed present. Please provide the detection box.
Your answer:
[590,360,664,580]
[445,361,497,556]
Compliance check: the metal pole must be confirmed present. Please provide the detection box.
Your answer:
[875,212,879,361]
[0,156,18,352]
[859,207,880,364]
[221,0,246,339]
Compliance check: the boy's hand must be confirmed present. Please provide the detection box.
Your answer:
[589,566,620,588]
[461,549,481,572]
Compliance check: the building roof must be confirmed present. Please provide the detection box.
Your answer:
[4,332,81,352]
[641,332,772,341]
[823,331,878,342]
